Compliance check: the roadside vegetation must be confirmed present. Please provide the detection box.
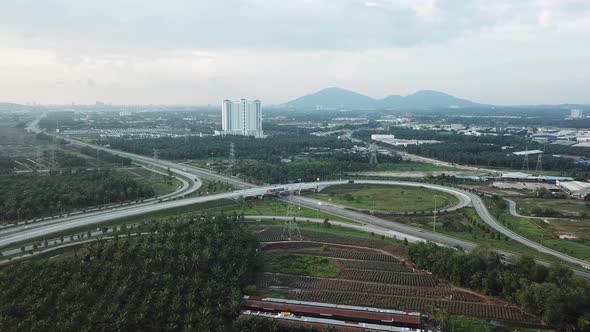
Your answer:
[194,178,234,196]
[0,170,155,223]
[486,196,590,261]
[124,167,181,197]
[516,197,590,219]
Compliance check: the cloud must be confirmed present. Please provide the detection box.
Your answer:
[0,1,589,105]
[0,0,587,54]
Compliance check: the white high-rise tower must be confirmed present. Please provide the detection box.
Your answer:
[221,99,263,137]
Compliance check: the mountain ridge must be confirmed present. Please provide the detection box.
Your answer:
[283,87,481,110]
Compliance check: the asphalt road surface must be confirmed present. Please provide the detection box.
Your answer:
[13,117,590,273]
[0,180,467,247]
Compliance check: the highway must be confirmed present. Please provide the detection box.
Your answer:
[0,159,201,238]
[9,117,590,272]
[0,180,468,247]
[28,113,245,190]
[283,186,590,269]
[2,175,589,276]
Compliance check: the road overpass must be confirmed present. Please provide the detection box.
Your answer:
[15,116,590,271]
[0,180,468,247]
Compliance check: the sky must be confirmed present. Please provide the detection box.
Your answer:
[0,0,589,105]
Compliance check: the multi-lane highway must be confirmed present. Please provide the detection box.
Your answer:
[8,118,589,272]
[0,180,467,247]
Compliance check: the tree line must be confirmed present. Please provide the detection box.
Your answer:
[234,150,403,184]
[104,134,356,162]
[0,216,258,331]
[0,170,154,222]
[408,242,590,331]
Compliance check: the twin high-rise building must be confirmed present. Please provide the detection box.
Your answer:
[221,99,263,137]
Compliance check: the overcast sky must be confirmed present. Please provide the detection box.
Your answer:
[1,0,589,105]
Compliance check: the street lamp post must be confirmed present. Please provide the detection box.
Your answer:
[433,195,437,233]
[432,194,446,233]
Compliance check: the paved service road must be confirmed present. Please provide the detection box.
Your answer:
[504,198,574,222]
[469,194,590,269]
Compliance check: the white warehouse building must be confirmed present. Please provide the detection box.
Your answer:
[559,181,590,198]
[220,99,263,137]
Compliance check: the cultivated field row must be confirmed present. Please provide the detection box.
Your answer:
[258,273,485,303]
[295,290,539,324]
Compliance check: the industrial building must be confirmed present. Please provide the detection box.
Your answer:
[512,150,543,156]
[220,99,263,137]
[499,172,573,183]
[370,134,439,146]
[559,181,590,198]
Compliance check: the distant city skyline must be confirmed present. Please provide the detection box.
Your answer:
[1,0,589,105]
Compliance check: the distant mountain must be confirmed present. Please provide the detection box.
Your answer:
[285,87,376,110]
[391,90,478,109]
[283,88,481,110]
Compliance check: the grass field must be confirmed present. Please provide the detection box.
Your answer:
[377,207,587,268]
[124,167,181,196]
[193,178,234,196]
[485,197,590,262]
[516,198,590,218]
[548,219,590,242]
[223,197,353,222]
[260,252,341,278]
[309,183,458,212]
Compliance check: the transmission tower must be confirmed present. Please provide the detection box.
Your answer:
[369,146,378,164]
[521,143,529,171]
[49,146,57,170]
[96,149,100,169]
[151,149,159,179]
[535,153,543,173]
[229,142,236,167]
[36,147,44,169]
[281,197,303,241]
[535,144,545,174]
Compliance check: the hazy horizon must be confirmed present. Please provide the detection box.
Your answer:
[1,0,589,105]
